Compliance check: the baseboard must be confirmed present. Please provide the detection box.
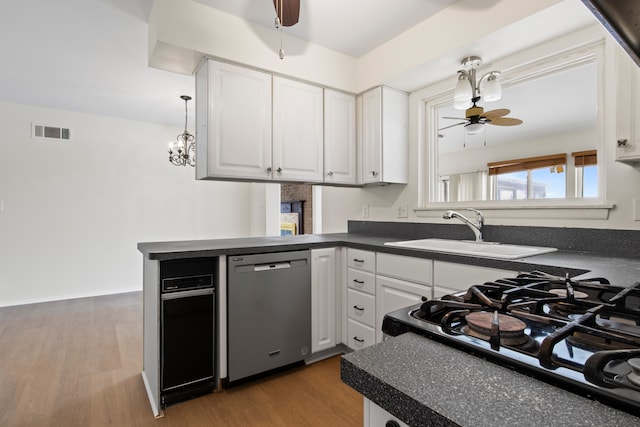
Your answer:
[305,344,351,364]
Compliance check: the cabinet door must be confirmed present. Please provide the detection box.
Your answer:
[324,89,357,184]
[366,399,409,427]
[360,87,382,184]
[380,87,409,184]
[616,51,640,163]
[199,60,272,180]
[311,248,336,353]
[376,275,430,343]
[273,76,324,182]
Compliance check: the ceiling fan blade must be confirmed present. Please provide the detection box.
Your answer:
[438,122,467,131]
[442,116,467,120]
[488,117,523,126]
[483,109,511,119]
[273,0,300,27]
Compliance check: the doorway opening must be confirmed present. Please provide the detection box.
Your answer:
[280,183,313,235]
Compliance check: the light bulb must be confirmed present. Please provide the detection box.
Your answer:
[482,73,502,102]
[453,71,472,110]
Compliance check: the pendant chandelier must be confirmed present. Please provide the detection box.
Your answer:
[168,95,195,167]
[453,56,502,110]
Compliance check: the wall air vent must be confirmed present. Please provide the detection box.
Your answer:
[32,123,71,141]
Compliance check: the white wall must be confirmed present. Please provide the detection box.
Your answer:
[0,102,256,306]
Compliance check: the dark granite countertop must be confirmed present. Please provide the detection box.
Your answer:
[138,232,640,287]
[341,333,640,427]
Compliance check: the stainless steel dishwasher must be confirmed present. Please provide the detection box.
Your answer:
[227,250,311,382]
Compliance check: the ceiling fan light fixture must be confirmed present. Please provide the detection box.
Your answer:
[465,122,484,135]
[453,71,472,110]
[482,73,502,102]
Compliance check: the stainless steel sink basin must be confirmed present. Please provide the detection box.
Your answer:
[384,238,557,260]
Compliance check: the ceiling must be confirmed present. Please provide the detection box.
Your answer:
[194,0,457,58]
[0,0,457,127]
[0,0,601,131]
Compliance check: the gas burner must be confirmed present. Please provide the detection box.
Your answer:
[628,358,640,387]
[548,288,590,299]
[567,332,639,352]
[463,311,529,346]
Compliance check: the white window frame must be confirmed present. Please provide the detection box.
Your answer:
[415,27,613,220]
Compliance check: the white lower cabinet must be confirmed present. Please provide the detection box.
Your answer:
[347,318,376,350]
[433,260,517,298]
[311,248,338,353]
[365,398,409,427]
[345,248,376,350]
[376,253,432,343]
[375,276,429,343]
[342,251,518,349]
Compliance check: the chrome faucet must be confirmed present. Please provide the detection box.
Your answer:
[443,208,484,242]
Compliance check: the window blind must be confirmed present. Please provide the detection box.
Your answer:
[487,153,567,176]
[572,149,597,167]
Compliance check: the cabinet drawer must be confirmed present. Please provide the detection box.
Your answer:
[347,318,375,350]
[434,261,517,292]
[377,253,432,285]
[347,289,375,327]
[347,269,375,295]
[347,248,375,273]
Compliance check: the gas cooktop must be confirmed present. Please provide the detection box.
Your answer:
[382,271,640,417]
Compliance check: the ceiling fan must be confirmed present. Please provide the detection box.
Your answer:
[440,98,523,135]
[272,0,300,59]
[273,0,300,27]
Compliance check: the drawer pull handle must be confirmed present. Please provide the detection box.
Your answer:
[353,305,365,311]
[353,258,364,263]
[353,279,365,284]
[353,337,365,343]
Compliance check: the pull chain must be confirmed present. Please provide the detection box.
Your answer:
[278,0,284,59]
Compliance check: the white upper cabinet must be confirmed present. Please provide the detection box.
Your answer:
[358,86,409,185]
[196,59,272,180]
[616,51,640,163]
[272,76,324,182]
[324,89,357,185]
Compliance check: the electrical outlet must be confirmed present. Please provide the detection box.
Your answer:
[397,204,408,218]
[362,204,370,218]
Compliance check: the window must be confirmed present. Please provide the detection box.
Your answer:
[488,154,566,200]
[573,150,598,198]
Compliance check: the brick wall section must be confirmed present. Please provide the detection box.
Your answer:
[281,183,313,234]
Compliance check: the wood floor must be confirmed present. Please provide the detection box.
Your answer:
[0,292,363,426]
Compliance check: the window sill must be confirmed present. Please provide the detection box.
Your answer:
[414,200,615,220]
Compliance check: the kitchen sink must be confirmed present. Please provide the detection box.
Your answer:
[384,238,557,259]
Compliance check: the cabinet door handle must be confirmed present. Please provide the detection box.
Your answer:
[277,167,283,173]
[327,171,334,176]
[370,171,378,177]
[266,167,272,173]
[353,279,365,284]
[353,305,365,311]
[353,337,365,343]
[353,258,364,263]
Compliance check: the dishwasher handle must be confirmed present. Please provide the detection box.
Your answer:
[253,261,291,272]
